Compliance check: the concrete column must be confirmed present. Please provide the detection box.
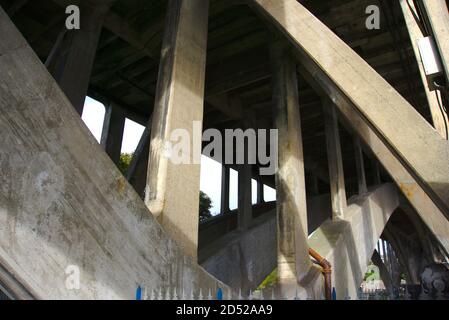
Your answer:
[221,165,230,213]
[354,137,368,195]
[128,143,150,199]
[145,0,209,259]
[46,1,110,115]
[323,99,347,219]
[421,0,449,85]
[399,0,448,139]
[100,103,125,165]
[257,180,264,203]
[126,121,151,198]
[271,42,311,283]
[238,164,253,230]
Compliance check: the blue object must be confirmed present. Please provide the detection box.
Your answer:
[332,287,337,300]
[216,288,223,300]
[136,286,142,300]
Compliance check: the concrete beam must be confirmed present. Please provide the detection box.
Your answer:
[238,164,253,230]
[51,0,158,59]
[145,0,209,259]
[271,42,311,286]
[128,145,149,199]
[47,1,111,115]
[399,0,448,139]
[126,124,151,181]
[257,180,264,203]
[250,0,449,219]
[125,118,152,199]
[323,99,347,219]
[100,103,125,165]
[421,0,449,85]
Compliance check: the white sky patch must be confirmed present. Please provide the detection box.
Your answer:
[200,155,222,215]
[264,185,276,202]
[81,96,105,143]
[81,96,274,216]
[122,119,145,154]
[252,179,258,204]
[229,168,238,210]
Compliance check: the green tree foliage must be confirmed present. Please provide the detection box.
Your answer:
[199,191,213,223]
[257,268,278,290]
[118,153,133,174]
[363,264,380,281]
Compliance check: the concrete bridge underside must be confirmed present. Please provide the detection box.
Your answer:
[200,183,404,298]
[1,0,449,299]
[0,7,229,299]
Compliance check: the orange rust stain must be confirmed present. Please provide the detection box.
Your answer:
[399,183,414,199]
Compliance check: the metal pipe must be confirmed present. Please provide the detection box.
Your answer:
[309,248,332,300]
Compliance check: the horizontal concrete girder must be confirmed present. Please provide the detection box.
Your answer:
[250,0,449,218]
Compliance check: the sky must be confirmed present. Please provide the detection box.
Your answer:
[81,96,275,215]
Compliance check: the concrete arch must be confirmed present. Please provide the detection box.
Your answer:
[308,183,401,299]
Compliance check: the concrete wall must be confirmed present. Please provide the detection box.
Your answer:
[199,212,277,293]
[309,184,400,299]
[0,8,229,299]
[198,195,332,292]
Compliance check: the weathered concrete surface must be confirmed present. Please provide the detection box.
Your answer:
[308,184,400,299]
[145,0,209,259]
[220,166,230,214]
[250,0,449,219]
[199,195,333,294]
[0,7,228,299]
[271,42,311,285]
[323,99,347,219]
[238,164,253,230]
[293,37,449,254]
[126,120,152,199]
[100,103,125,165]
[199,211,277,293]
